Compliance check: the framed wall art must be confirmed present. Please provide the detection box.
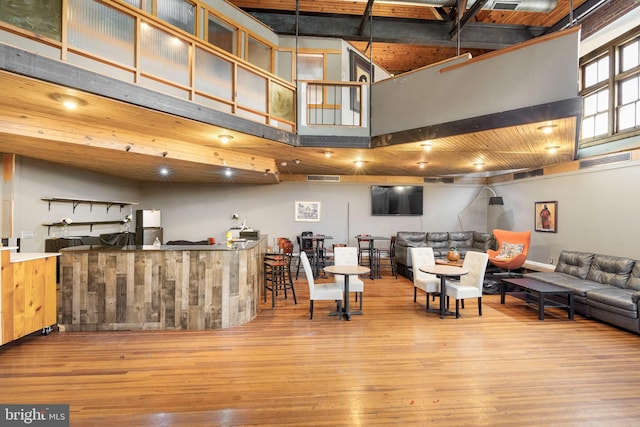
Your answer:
[535,201,557,233]
[294,201,321,222]
[349,50,373,113]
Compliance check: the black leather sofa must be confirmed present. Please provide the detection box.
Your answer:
[525,250,640,334]
[395,231,494,276]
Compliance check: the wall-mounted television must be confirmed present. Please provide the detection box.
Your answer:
[371,185,423,216]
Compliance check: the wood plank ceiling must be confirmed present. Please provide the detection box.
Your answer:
[0,0,594,184]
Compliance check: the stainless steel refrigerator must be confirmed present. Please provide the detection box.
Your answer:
[135,209,163,245]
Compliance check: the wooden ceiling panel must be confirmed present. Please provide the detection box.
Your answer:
[229,0,589,76]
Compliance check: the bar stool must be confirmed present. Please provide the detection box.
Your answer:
[264,240,296,308]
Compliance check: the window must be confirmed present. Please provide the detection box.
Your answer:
[297,54,324,81]
[247,36,272,72]
[584,56,609,87]
[156,0,194,34]
[579,28,640,145]
[208,14,236,55]
[621,39,639,72]
[582,89,609,139]
[618,76,640,130]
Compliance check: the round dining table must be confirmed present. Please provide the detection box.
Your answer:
[324,264,370,320]
[418,264,468,319]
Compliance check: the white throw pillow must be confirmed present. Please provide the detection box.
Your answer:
[495,242,524,260]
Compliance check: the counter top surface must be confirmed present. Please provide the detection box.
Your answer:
[11,252,61,262]
[60,239,264,252]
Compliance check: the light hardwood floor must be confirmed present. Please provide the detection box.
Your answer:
[1,270,640,426]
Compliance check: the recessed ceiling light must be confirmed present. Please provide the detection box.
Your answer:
[537,124,558,134]
[353,160,367,167]
[159,167,170,176]
[49,93,87,109]
[224,168,233,177]
[474,161,485,170]
[219,134,234,143]
[323,151,333,158]
[417,161,428,168]
[545,145,560,154]
[294,159,301,164]
[421,141,432,151]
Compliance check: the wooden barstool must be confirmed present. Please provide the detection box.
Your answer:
[263,240,296,308]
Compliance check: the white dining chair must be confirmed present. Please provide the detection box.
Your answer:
[300,251,343,320]
[332,246,365,310]
[410,247,440,310]
[445,251,489,318]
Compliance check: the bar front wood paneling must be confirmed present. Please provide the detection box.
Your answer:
[58,238,267,331]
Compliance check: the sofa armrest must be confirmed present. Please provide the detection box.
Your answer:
[632,290,640,304]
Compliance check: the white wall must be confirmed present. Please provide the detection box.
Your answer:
[491,160,640,264]
[372,28,580,135]
[13,157,141,253]
[11,155,640,265]
[140,180,481,250]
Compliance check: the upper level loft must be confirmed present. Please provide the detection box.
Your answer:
[0,0,600,184]
[0,0,374,138]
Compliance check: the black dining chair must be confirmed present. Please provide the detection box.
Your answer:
[376,236,397,278]
[296,231,315,279]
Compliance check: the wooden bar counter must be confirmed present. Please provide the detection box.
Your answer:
[58,238,267,331]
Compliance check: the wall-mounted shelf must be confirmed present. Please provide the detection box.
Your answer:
[42,220,127,234]
[42,197,138,213]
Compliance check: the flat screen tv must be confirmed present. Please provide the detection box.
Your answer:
[371,185,423,216]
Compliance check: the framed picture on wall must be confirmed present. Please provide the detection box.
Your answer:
[294,201,321,222]
[349,50,373,113]
[535,201,557,233]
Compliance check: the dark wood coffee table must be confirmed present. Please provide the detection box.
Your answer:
[500,278,574,321]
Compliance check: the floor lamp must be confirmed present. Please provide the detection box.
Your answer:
[485,187,504,206]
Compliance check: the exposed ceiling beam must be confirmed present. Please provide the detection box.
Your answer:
[544,0,610,34]
[245,10,547,49]
[358,0,376,37]
[449,0,489,41]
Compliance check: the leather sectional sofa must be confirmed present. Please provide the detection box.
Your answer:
[395,231,494,276]
[525,250,640,334]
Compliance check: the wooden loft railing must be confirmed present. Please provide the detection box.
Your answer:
[300,80,367,128]
[0,0,296,132]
